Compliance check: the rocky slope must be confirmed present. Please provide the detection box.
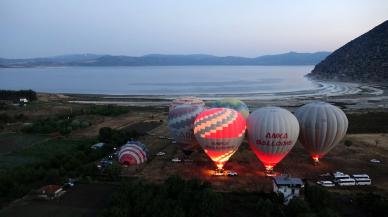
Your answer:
[309,20,388,82]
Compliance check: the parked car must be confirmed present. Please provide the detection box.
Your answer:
[171,158,181,163]
[156,151,166,156]
[317,180,335,187]
[370,159,381,163]
[226,171,238,177]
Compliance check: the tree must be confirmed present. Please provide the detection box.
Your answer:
[304,184,332,210]
[99,127,113,143]
[286,198,311,217]
[105,163,122,181]
[255,198,274,217]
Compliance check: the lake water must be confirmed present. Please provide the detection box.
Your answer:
[0,66,360,98]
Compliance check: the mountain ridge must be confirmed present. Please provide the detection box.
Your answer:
[0,52,330,67]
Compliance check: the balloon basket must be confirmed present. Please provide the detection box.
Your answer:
[264,165,276,176]
[212,168,225,176]
[312,156,320,166]
[264,170,278,177]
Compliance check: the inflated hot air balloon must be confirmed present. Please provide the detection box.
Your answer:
[295,102,348,163]
[212,98,249,119]
[169,96,205,111]
[118,141,149,166]
[247,107,299,174]
[194,108,246,172]
[168,104,205,155]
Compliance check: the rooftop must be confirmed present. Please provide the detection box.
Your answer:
[273,175,304,186]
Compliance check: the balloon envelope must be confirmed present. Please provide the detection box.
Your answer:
[212,98,249,119]
[247,107,299,169]
[295,101,348,161]
[118,141,149,165]
[194,108,246,169]
[170,96,205,111]
[168,105,205,155]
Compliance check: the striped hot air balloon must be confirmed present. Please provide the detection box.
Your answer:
[247,107,299,173]
[212,98,250,119]
[194,108,246,170]
[295,102,348,163]
[169,96,205,111]
[168,104,205,155]
[118,141,148,166]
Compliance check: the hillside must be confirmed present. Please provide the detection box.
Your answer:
[0,52,330,67]
[309,20,388,82]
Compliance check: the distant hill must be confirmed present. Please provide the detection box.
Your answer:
[0,54,103,67]
[308,20,388,82]
[0,52,330,67]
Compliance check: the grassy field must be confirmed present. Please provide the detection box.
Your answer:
[1,94,388,217]
[347,112,388,133]
[0,137,96,170]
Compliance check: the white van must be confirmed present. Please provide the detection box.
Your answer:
[352,174,371,185]
[337,178,356,186]
[352,174,370,179]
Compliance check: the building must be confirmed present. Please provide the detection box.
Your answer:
[18,98,29,106]
[272,175,304,204]
[19,98,29,103]
[36,185,65,200]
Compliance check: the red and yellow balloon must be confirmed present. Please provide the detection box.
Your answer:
[194,108,246,170]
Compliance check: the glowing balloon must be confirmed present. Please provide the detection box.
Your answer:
[169,96,205,111]
[295,102,348,162]
[194,108,246,170]
[168,105,205,155]
[212,98,249,119]
[247,107,299,172]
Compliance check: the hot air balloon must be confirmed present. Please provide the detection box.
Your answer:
[169,96,205,111]
[168,104,205,155]
[194,108,246,172]
[118,141,149,166]
[212,98,249,119]
[295,101,348,163]
[247,107,299,174]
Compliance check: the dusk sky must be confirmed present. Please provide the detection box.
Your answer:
[1,0,387,58]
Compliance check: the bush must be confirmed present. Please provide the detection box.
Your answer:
[344,140,353,147]
[22,116,90,135]
[83,105,129,117]
[103,176,222,217]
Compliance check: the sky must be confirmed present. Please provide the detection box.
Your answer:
[1,0,388,58]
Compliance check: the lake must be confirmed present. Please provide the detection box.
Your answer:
[0,66,360,98]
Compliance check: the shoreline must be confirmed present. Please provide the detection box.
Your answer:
[38,81,388,113]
